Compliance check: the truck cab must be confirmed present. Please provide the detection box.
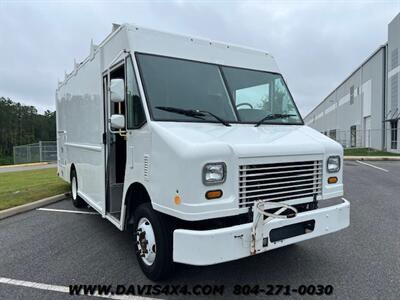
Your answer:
[56,24,350,281]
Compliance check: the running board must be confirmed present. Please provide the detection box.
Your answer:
[105,214,123,230]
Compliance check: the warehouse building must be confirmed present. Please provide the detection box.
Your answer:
[305,13,400,152]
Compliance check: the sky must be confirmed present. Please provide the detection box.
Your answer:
[0,0,399,116]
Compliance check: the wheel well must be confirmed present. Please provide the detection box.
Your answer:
[124,182,151,228]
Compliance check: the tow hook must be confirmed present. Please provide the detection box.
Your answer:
[251,201,298,255]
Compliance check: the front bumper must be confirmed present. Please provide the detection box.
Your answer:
[173,198,350,265]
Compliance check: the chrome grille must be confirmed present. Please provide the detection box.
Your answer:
[239,160,323,208]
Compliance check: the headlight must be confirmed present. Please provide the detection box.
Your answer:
[203,162,226,185]
[327,156,341,173]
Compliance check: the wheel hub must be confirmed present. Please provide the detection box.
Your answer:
[136,217,156,265]
[71,177,77,200]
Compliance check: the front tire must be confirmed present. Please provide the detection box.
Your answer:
[134,203,174,281]
[70,169,86,208]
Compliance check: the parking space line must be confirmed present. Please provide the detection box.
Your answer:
[0,277,142,299]
[36,208,98,215]
[356,160,389,173]
[0,277,69,294]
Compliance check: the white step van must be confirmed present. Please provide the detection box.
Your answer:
[56,24,350,280]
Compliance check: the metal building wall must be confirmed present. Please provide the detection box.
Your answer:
[386,13,400,152]
[305,13,400,151]
[305,48,385,149]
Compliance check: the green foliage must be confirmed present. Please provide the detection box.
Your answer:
[0,156,13,165]
[0,97,56,164]
[257,80,294,114]
[344,148,400,156]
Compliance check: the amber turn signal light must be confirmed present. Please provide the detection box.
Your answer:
[174,195,181,205]
[205,190,223,200]
[328,177,338,184]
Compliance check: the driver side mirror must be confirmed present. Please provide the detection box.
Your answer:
[110,114,125,129]
[110,78,124,103]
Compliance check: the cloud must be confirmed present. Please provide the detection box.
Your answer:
[0,1,398,115]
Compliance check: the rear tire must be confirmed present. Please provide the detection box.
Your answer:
[134,203,174,281]
[70,169,86,208]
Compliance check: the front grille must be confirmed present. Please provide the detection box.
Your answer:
[239,160,323,208]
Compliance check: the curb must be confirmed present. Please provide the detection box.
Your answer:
[344,156,400,161]
[0,162,49,169]
[0,194,68,220]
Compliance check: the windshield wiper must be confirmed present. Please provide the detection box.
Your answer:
[155,106,231,126]
[254,113,296,127]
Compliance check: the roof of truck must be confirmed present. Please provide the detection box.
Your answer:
[124,23,272,55]
[58,23,280,88]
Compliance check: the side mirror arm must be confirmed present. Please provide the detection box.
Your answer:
[109,115,127,136]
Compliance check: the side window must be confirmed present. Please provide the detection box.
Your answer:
[329,129,337,141]
[392,48,398,70]
[126,56,146,128]
[350,125,357,147]
[391,120,398,150]
[350,85,354,105]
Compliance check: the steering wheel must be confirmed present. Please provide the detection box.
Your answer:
[236,102,253,109]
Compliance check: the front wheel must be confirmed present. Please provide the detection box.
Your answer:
[134,203,174,281]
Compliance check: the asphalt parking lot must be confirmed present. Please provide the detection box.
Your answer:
[1,161,399,299]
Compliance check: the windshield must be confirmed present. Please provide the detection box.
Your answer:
[136,53,303,125]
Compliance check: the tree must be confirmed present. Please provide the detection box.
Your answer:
[0,97,56,164]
